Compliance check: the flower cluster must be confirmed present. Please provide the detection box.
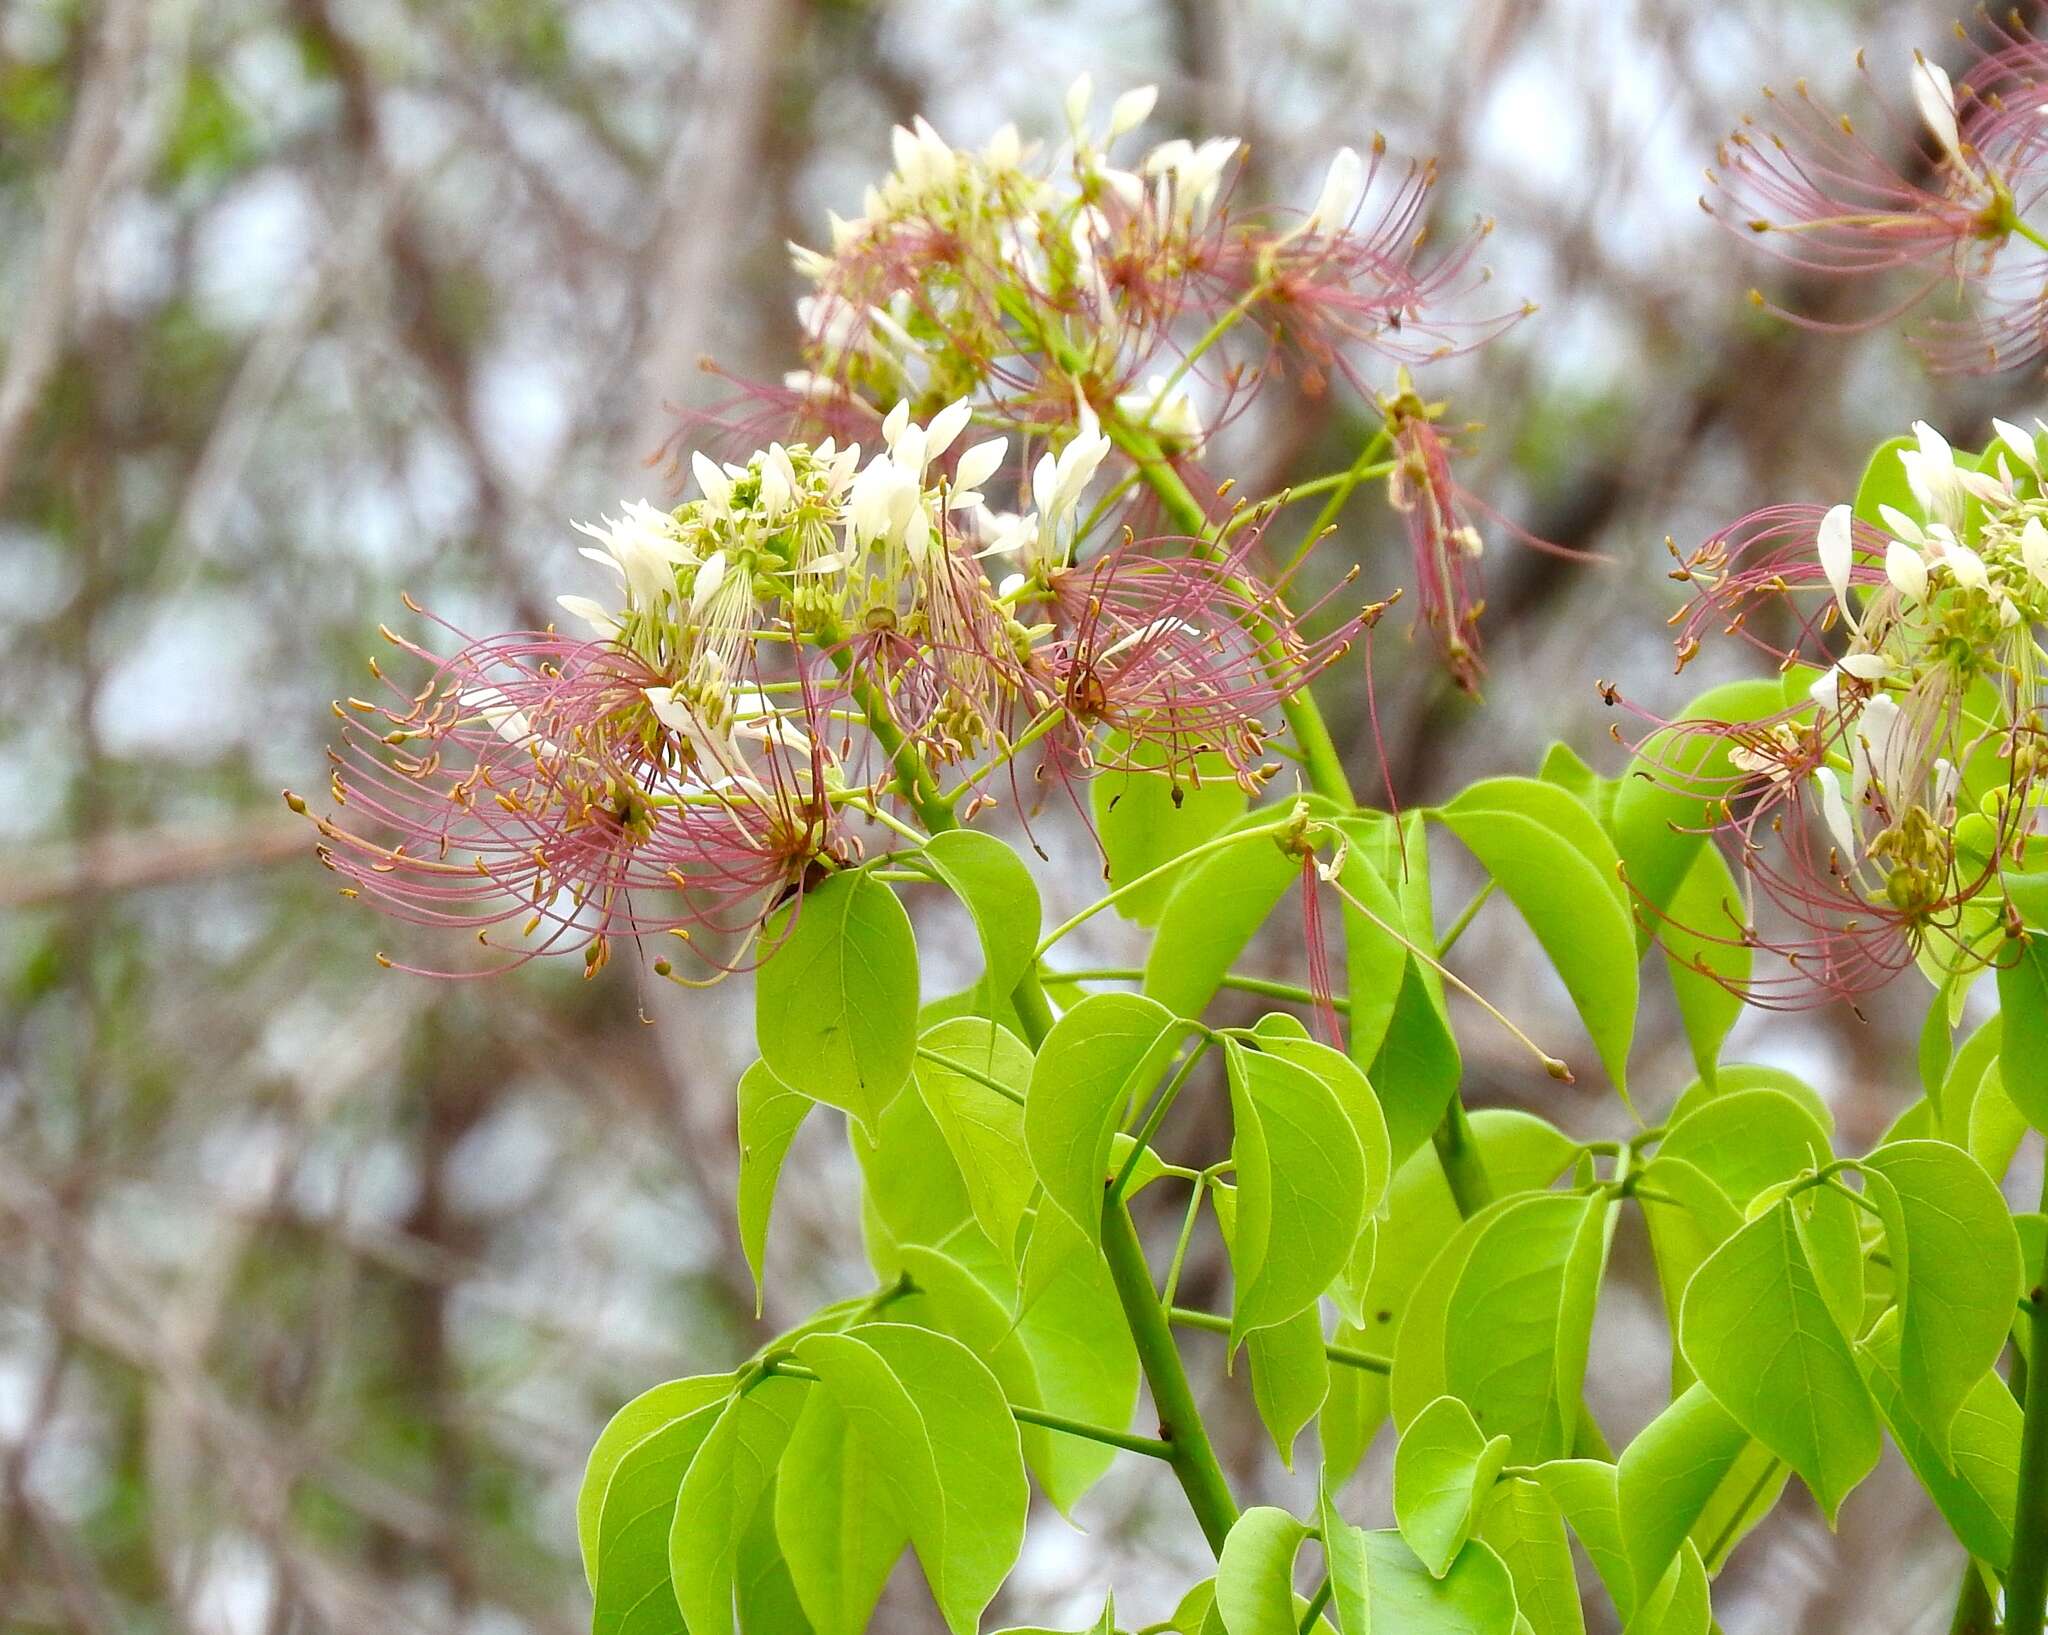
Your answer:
[780,78,1518,431]
[1708,20,2048,372]
[1614,419,2048,1005]
[302,399,1374,975]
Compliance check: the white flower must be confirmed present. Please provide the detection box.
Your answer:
[1944,539,1992,592]
[573,501,693,606]
[1851,692,1904,811]
[1818,503,1856,626]
[1144,135,1241,226]
[1306,145,1365,232]
[2024,517,2048,587]
[1911,53,1966,171]
[1996,418,2042,475]
[1901,421,1967,530]
[948,436,1007,510]
[557,594,621,639]
[1114,373,1205,449]
[1064,73,1094,132]
[690,549,729,615]
[1107,85,1158,140]
[1839,653,1893,680]
[1033,429,1113,527]
[1814,767,1858,856]
[1875,545,1925,606]
[692,451,733,512]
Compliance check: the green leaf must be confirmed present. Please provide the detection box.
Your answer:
[1333,812,1421,1072]
[1368,960,1464,1163]
[1005,1207,1141,1511]
[1615,1383,1746,1605]
[1441,1193,1612,1461]
[1091,736,1248,925]
[791,1323,1028,1635]
[1330,1114,1577,1483]
[1475,1480,1582,1635]
[1632,1157,1741,1394]
[758,870,919,1134]
[1354,1531,1520,1635]
[1677,1201,1880,1523]
[1223,1037,1368,1343]
[1608,678,1790,929]
[1435,777,1637,1093]
[1251,1029,1392,1228]
[1850,434,1918,531]
[1621,1544,1709,1635]
[737,1476,814,1632]
[1536,1461,1633,1623]
[1854,1307,2021,1570]
[1996,931,2048,1129]
[1213,1183,1330,1466]
[738,1062,814,1311]
[670,1379,807,1635]
[1394,1395,1512,1578]
[1659,841,1747,1086]
[1144,807,1303,1018]
[1215,1507,1312,1635]
[912,1018,1035,1259]
[1857,1140,2023,1463]
[581,1374,731,1600]
[775,1390,910,1635]
[1537,741,1613,823]
[1025,992,1182,1246]
[853,1070,975,1272]
[1320,1481,1373,1635]
[919,829,1041,1001]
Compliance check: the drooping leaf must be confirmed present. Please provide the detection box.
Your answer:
[1092,735,1249,925]
[791,1323,1028,1635]
[1857,1140,2023,1464]
[1214,1183,1330,1466]
[1325,1114,1576,1483]
[737,1476,815,1633]
[1223,1037,1368,1343]
[1677,1201,1880,1523]
[669,1379,807,1635]
[1854,1307,2021,1571]
[1614,1382,1747,1604]
[738,1061,814,1310]
[758,869,919,1134]
[1025,992,1182,1246]
[1251,1029,1392,1226]
[1475,1479,1583,1635]
[919,829,1042,1003]
[911,1018,1035,1259]
[1215,1507,1311,1635]
[1394,1395,1512,1578]
[1441,1193,1612,1461]
[1333,811,1420,1071]
[1996,931,2048,1130]
[1621,1543,1709,1635]
[775,1390,911,1635]
[581,1374,731,1599]
[853,1068,975,1273]
[1144,807,1306,1019]
[1658,841,1747,1086]
[1352,1530,1519,1635]
[1435,777,1637,1093]
[1536,1460,1633,1623]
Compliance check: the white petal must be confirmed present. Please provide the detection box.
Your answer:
[1886,540,1930,601]
[2024,518,2048,586]
[1838,653,1893,680]
[1814,767,1857,856]
[1879,504,1927,546]
[1064,73,1093,130]
[952,436,1007,496]
[1911,53,1964,165]
[1307,145,1365,230]
[556,594,621,639]
[925,398,973,464]
[1945,541,1991,590]
[1817,503,1854,612]
[1997,417,2041,474]
[1108,85,1158,139]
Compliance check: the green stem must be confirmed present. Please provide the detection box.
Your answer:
[1108,418,1356,805]
[1167,1306,1389,1375]
[1101,1199,1241,1555]
[759,1358,1174,1459]
[1010,963,1058,1047]
[2007,1216,2048,1634]
[914,1045,1024,1106]
[1061,966,1348,1012]
[1436,879,1497,958]
[1298,1579,1334,1632]
[1111,1040,1211,1200]
[829,646,956,835]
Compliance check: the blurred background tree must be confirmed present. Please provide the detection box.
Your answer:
[0,1,2036,1630]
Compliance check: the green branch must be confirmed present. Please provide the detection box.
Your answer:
[1101,1199,1242,1555]
[2007,1227,2048,1633]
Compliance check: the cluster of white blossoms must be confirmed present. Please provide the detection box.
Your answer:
[561,400,1110,736]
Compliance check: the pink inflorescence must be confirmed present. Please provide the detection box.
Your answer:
[1708,22,2048,372]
